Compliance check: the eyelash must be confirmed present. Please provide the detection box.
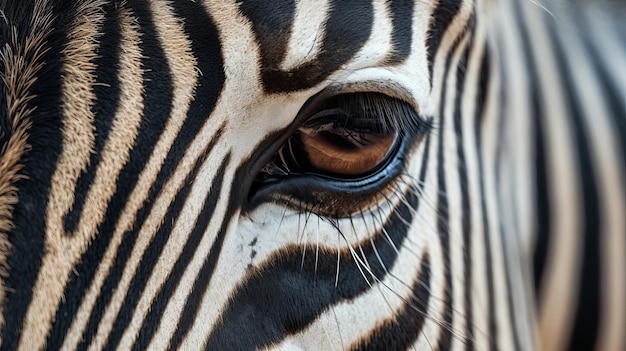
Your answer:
[256,92,429,181]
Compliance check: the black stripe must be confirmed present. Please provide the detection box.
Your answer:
[76,209,140,351]
[242,0,374,93]
[203,172,423,349]
[426,0,463,83]
[0,0,71,347]
[532,102,552,291]
[181,133,431,349]
[61,0,120,233]
[350,254,431,351]
[167,159,254,350]
[453,39,475,351]
[238,0,295,78]
[104,143,226,350]
[46,4,122,346]
[547,17,601,351]
[581,20,626,343]
[164,214,231,350]
[434,24,470,351]
[386,0,415,64]
[435,97,452,350]
[475,44,490,126]
[44,0,176,346]
[75,0,226,346]
[131,148,228,349]
[349,131,433,350]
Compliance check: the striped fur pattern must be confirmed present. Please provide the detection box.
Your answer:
[487,1,626,349]
[0,0,623,350]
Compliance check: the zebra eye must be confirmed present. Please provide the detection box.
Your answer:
[296,124,397,176]
[260,93,421,180]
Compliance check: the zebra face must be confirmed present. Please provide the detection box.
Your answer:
[2,0,624,350]
[167,2,443,348]
[2,1,476,349]
[0,0,531,349]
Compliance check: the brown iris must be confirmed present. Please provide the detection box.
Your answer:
[298,129,397,176]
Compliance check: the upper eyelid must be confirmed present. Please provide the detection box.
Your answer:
[303,92,428,136]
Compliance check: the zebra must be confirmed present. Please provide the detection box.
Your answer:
[0,0,624,349]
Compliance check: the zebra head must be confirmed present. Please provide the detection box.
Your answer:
[0,0,624,350]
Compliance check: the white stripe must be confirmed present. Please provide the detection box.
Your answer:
[61,6,145,350]
[442,32,471,351]
[86,0,199,348]
[19,2,106,348]
[280,0,330,71]
[461,21,498,350]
